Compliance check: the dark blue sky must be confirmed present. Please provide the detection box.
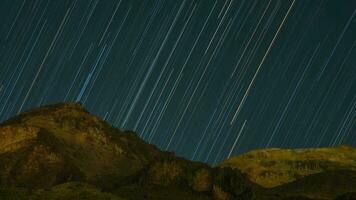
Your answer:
[0,0,355,164]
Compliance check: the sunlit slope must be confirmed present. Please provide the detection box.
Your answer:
[0,103,166,189]
[220,146,356,188]
[0,103,254,200]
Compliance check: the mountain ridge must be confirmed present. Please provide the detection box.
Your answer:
[0,103,355,200]
[0,103,253,199]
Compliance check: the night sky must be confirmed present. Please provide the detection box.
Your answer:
[0,0,355,164]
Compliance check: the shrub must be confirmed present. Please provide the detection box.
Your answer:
[147,161,183,186]
[213,185,230,200]
[192,168,212,192]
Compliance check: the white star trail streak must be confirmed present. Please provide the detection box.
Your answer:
[5,0,26,40]
[228,120,247,158]
[134,4,195,131]
[317,8,356,80]
[230,0,296,125]
[122,0,187,127]
[266,41,321,147]
[17,4,73,113]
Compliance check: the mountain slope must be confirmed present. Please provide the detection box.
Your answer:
[220,146,356,188]
[0,103,253,200]
[2,103,355,200]
[0,103,166,189]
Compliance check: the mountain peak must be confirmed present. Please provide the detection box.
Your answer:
[0,103,255,199]
[2,102,90,126]
[0,103,166,189]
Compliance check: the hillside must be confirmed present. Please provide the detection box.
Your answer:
[269,170,356,199]
[220,146,356,188]
[1,102,355,200]
[0,103,253,200]
[253,170,356,200]
[0,103,167,189]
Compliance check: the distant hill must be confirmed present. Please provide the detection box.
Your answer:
[220,146,356,188]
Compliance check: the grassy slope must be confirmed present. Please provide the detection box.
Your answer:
[220,146,356,188]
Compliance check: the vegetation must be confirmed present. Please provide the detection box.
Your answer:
[220,146,356,188]
[147,160,184,186]
[192,168,212,192]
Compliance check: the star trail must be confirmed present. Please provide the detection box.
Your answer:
[0,0,355,164]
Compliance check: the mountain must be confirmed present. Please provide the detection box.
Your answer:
[0,103,253,200]
[220,146,356,188]
[0,103,166,189]
[1,102,355,200]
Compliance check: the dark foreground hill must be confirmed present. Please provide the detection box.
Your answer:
[251,170,356,200]
[0,103,355,200]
